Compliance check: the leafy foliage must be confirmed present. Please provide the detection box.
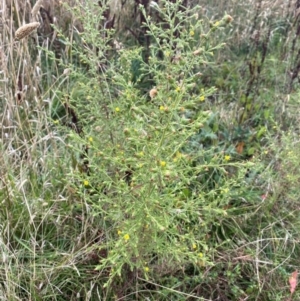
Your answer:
[1,0,300,300]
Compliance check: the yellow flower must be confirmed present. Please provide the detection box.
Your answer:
[159,105,165,111]
[123,234,130,241]
[214,21,220,27]
[198,252,203,258]
[173,151,183,162]
[224,155,231,161]
[222,188,229,194]
[137,151,144,157]
[144,266,149,272]
[160,161,166,167]
[83,180,89,186]
[88,137,93,142]
[176,151,182,158]
[115,107,120,112]
[189,30,195,36]
[175,87,181,93]
[192,244,197,250]
[117,230,122,235]
[199,95,205,102]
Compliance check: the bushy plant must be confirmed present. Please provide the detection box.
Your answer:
[55,0,259,297]
[3,0,300,300]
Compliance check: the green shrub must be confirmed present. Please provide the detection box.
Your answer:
[58,0,258,297]
[3,0,300,300]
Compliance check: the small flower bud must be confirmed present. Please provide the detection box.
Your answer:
[224,14,233,24]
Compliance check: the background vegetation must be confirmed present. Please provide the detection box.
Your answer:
[1,0,300,300]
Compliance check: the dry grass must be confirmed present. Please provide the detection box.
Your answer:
[15,21,40,39]
[197,0,294,45]
[0,1,72,297]
[31,0,44,20]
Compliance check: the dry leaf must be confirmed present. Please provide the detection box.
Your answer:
[236,141,245,154]
[289,270,298,294]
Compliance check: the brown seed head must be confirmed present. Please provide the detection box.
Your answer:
[15,22,40,40]
[149,88,158,99]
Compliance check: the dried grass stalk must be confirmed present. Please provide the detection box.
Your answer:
[15,22,40,40]
[31,0,44,18]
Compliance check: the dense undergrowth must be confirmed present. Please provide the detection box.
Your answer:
[1,0,300,300]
